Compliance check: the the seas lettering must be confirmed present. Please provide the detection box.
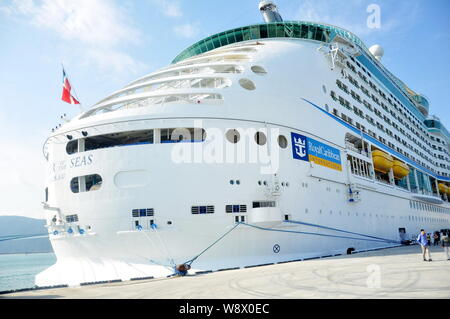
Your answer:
[70,155,93,168]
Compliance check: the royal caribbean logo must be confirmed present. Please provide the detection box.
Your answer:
[291,132,342,171]
[291,133,309,161]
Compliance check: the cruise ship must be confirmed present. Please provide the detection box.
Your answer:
[37,1,450,287]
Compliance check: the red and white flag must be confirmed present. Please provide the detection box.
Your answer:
[61,68,80,105]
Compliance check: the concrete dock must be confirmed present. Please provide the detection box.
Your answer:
[2,245,450,299]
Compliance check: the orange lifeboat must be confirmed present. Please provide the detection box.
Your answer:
[372,150,393,174]
[438,183,448,195]
[392,160,410,179]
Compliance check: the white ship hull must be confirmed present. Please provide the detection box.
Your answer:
[37,30,450,287]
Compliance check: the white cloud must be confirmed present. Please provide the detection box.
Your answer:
[162,1,183,18]
[173,23,199,39]
[149,0,183,18]
[85,48,147,79]
[1,0,145,76]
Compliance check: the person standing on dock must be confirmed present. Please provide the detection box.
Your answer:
[417,230,432,262]
[433,232,439,246]
[441,232,449,261]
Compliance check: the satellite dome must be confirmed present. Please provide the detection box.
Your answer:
[369,44,384,62]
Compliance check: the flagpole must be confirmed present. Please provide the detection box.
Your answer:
[61,62,86,113]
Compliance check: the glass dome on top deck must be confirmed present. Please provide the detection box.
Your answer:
[411,94,430,116]
[172,21,369,64]
[425,117,450,142]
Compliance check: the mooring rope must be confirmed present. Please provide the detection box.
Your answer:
[184,222,242,266]
[0,234,49,242]
[283,220,399,244]
[241,222,400,244]
[183,220,400,268]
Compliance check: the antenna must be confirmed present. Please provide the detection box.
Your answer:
[259,1,283,23]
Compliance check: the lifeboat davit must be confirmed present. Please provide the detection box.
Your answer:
[372,150,393,174]
[392,160,410,179]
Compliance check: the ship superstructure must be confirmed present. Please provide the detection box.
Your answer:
[37,2,450,287]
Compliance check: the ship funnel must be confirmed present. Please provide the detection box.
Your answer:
[259,1,283,23]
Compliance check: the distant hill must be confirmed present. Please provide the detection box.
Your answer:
[0,216,53,254]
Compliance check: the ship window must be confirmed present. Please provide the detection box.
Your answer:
[252,201,276,208]
[239,78,256,91]
[226,205,247,213]
[255,132,267,146]
[70,174,102,193]
[85,130,154,152]
[278,135,288,149]
[251,65,267,75]
[66,140,79,155]
[66,130,154,155]
[132,208,154,217]
[66,215,79,223]
[191,206,215,214]
[70,178,79,193]
[226,129,240,144]
[67,128,207,154]
[45,188,49,202]
[161,128,206,143]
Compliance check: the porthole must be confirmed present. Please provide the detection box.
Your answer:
[239,78,256,91]
[278,135,288,149]
[251,65,267,75]
[226,129,240,143]
[255,132,267,146]
[66,140,78,155]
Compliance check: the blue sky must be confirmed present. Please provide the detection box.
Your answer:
[0,0,449,218]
